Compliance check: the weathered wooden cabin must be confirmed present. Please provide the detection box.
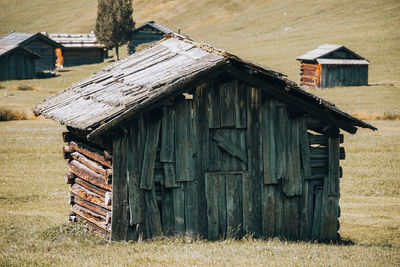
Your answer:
[46,33,105,67]
[128,21,176,54]
[297,44,369,88]
[0,31,63,73]
[34,34,376,242]
[0,43,41,81]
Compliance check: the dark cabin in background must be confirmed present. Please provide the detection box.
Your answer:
[34,34,376,242]
[46,33,105,67]
[0,32,63,73]
[297,44,369,88]
[128,21,176,54]
[0,43,41,81]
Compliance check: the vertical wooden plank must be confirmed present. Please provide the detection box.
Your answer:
[205,173,219,240]
[111,134,129,241]
[175,99,193,181]
[220,81,235,127]
[208,80,221,128]
[300,180,310,239]
[261,185,276,237]
[239,129,247,171]
[319,137,340,241]
[328,137,340,196]
[161,187,174,235]
[226,174,243,238]
[208,131,221,171]
[140,118,161,190]
[163,162,179,188]
[185,181,198,237]
[242,172,253,234]
[193,82,209,237]
[144,184,162,238]
[282,117,302,196]
[311,186,322,240]
[218,174,227,237]
[283,196,300,239]
[126,120,144,240]
[234,80,247,128]
[262,97,277,184]
[247,86,263,236]
[160,106,174,163]
[173,184,185,234]
[299,117,312,180]
[275,104,288,182]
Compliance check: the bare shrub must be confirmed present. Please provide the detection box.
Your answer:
[10,84,41,92]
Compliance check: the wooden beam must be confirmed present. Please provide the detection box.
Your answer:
[212,132,248,163]
[68,160,111,191]
[69,140,112,168]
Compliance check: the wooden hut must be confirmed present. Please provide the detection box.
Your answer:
[0,43,41,81]
[297,44,369,88]
[34,34,376,242]
[0,31,63,73]
[128,21,176,54]
[46,33,105,67]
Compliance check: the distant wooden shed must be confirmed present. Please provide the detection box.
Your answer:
[0,43,41,81]
[46,33,105,67]
[128,21,176,54]
[34,34,376,242]
[0,32,63,73]
[297,44,369,88]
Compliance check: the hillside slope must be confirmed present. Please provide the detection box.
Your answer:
[0,0,399,83]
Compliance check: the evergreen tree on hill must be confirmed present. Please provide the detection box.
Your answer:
[95,0,135,60]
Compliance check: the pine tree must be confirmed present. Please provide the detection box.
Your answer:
[95,0,135,60]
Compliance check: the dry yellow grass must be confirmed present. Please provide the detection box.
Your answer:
[351,111,400,121]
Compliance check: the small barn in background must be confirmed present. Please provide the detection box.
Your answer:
[0,43,41,81]
[34,34,376,242]
[0,32,63,73]
[297,44,369,88]
[46,33,105,67]
[128,21,176,54]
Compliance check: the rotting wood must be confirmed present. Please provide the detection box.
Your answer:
[212,132,248,164]
[219,81,235,127]
[311,186,322,240]
[75,214,110,237]
[185,181,199,237]
[111,135,129,241]
[163,163,179,188]
[205,172,219,240]
[140,117,161,190]
[70,151,108,177]
[234,80,247,128]
[74,177,108,198]
[160,105,175,163]
[72,204,110,232]
[161,187,174,235]
[144,185,162,238]
[173,183,185,233]
[242,172,253,234]
[69,140,112,168]
[63,145,75,159]
[262,97,277,184]
[283,196,300,239]
[69,182,111,210]
[247,86,262,236]
[226,174,243,238]
[208,79,221,128]
[68,160,111,191]
[72,194,110,217]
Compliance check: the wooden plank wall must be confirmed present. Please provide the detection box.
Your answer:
[63,48,104,67]
[0,50,37,81]
[106,78,343,241]
[321,65,368,88]
[300,63,318,87]
[24,40,56,72]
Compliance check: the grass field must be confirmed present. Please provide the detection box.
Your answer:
[0,0,400,265]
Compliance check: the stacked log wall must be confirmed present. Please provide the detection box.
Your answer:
[63,132,113,237]
[300,63,319,87]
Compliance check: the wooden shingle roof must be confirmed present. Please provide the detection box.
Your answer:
[297,44,367,62]
[132,21,176,34]
[34,34,376,137]
[0,43,41,58]
[46,33,105,48]
[0,31,63,48]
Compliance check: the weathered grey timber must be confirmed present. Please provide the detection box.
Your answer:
[0,43,40,80]
[297,44,369,88]
[0,31,63,72]
[46,33,105,67]
[35,34,376,242]
[128,21,177,54]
